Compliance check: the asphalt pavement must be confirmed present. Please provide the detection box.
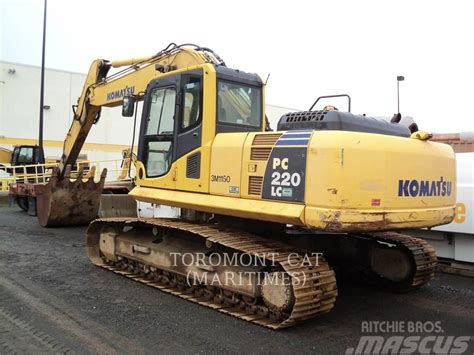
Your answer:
[0,206,473,354]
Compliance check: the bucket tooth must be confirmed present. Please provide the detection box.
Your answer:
[36,168,107,227]
[64,164,72,179]
[76,165,85,180]
[89,165,97,179]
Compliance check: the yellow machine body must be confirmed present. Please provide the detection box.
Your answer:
[127,57,455,233]
[131,129,455,232]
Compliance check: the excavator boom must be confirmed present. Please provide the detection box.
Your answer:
[60,44,223,176]
[33,44,224,226]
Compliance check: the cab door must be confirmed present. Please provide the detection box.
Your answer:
[138,75,180,189]
[138,71,206,191]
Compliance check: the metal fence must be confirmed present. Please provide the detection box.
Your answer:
[0,157,134,192]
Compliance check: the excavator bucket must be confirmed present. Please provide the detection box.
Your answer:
[35,165,107,227]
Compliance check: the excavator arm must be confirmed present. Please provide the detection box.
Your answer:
[59,59,110,177]
[35,44,224,226]
[59,44,223,178]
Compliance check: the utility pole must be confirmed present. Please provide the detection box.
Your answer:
[38,0,47,159]
[397,75,405,114]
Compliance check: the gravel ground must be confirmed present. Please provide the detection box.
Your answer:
[0,206,473,354]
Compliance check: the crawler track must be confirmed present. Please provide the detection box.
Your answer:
[370,232,438,291]
[283,229,438,292]
[86,218,338,329]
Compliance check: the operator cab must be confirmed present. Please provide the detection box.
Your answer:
[11,145,45,166]
[126,65,264,180]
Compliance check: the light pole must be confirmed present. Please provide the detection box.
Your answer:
[38,0,47,162]
[397,75,405,114]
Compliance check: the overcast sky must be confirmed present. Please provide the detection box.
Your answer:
[1,0,473,133]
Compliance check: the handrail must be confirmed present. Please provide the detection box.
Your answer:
[0,157,135,190]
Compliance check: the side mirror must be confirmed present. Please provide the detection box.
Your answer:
[122,96,136,117]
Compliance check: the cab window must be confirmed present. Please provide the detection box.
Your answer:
[217,81,261,128]
[144,86,176,177]
[146,141,173,177]
[17,147,34,164]
[146,87,176,135]
[181,77,201,130]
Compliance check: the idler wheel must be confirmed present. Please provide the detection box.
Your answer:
[260,271,294,313]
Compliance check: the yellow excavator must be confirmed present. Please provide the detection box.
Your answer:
[32,44,456,329]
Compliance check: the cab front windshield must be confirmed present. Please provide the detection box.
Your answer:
[217,81,262,128]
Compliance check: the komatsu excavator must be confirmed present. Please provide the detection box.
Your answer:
[39,44,455,329]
